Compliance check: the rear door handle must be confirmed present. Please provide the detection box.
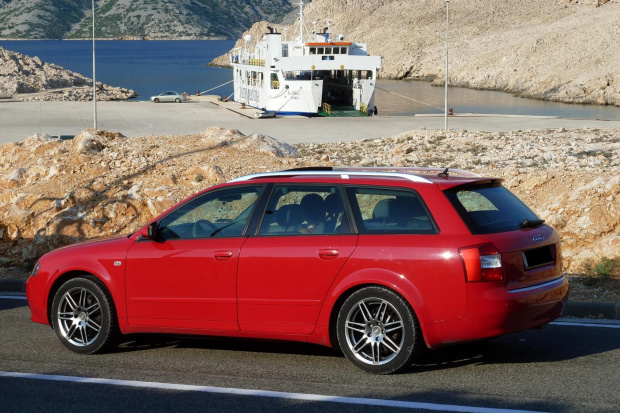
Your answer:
[214,250,233,261]
[318,249,340,260]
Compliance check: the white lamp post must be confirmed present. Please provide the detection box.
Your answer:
[444,0,449,132]
[92,0,97,130]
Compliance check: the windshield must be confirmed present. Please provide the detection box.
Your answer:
[444,184,540,235]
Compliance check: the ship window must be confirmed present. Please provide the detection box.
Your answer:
[322,56,334,61]
[271,73,279,89]
[325,47,332,54]
[282,44,289,57]
[309,47,316,55]
[318,47,324,54]
[341,47,347,54]
[333,48,340,55]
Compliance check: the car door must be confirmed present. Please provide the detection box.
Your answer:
[237,184,358,335]
[125,185,264,331]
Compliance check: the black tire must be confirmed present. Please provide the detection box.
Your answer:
[51,277,117,354]
[154,98,160,103]
[175,98,181,103]
[336,286,421,374]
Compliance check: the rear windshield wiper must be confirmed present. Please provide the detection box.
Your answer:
[519,219,545,229]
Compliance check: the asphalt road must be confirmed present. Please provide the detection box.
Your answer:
[1,296,619,412]
[2,100,620,145]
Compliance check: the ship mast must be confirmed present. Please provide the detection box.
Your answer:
[298,0,304,43]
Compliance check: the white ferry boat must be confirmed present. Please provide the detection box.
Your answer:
[230,1,382,117]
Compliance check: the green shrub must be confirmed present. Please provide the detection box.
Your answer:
[592,257,617,279]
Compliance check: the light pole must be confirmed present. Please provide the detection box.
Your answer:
[444,0,449,131]
[92,0,97,130]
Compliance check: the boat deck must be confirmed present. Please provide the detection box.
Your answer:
[319,105,369,117]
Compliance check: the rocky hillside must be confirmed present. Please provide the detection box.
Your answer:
[0,46,135,100]
[1,127,618,274]
[0,0,293,39]
[213,0,619,107]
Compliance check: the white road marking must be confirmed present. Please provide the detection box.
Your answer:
[0,371,548,413]
[0,295,27,300]
[550,321,620,329]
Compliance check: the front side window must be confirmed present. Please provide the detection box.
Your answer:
[347,187,437,234]
[157,186,263,240]
[259,185,350,235]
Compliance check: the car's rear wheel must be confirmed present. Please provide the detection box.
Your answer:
[51,277,117,354]
[154,98,160,103]
[175,98,181,103]
[336,286,421,374]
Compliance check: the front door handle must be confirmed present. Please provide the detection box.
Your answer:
[214,250,233,261]
[318,249,340,260]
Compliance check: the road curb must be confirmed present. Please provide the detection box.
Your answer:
[563,301,620,320]
[2,278,618,319]
[0,279,26,293]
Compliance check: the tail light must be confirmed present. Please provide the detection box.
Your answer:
[459,243,504,282]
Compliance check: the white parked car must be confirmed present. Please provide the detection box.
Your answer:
[150,91,188,103]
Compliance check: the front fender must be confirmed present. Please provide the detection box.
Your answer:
[39,237,134,323]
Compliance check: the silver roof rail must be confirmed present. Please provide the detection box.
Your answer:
[331,167,481,177]
[229,167,479,183]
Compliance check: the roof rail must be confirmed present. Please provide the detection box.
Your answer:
[331,167,480,177]
[229,167,479,183]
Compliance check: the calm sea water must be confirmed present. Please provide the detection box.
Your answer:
[2,40,619,120]
[0,40,236,100]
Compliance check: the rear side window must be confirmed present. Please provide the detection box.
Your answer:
[347,187,437,234]
[444,184,540,234]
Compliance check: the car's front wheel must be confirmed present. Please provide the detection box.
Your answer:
[175,98,181,103]
[51,277,117,354]
[154,98,160,103]
[336,286,422,374]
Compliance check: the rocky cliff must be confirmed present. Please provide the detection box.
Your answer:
[0,46,135,101]
[1,127,618,273]
[0,0,293,40]
[213,0,620,107]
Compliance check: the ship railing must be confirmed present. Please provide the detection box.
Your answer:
[248,59,265,66]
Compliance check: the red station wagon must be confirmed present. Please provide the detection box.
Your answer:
[26,167,569,374]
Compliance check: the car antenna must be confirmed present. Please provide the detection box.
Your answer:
[438,168,449,177]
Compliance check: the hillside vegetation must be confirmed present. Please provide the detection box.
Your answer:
[0,0,293,39]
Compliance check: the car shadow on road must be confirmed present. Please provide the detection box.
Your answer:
[406,323,620,373]
[114,333,340,358]
[113,320,619,371]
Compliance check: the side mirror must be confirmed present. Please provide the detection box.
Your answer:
[147,222,158,240]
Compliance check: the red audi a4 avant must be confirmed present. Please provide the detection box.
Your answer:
[26,167,568,374]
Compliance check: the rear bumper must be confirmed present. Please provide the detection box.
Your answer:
[421,275,569,348]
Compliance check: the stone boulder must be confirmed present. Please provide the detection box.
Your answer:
[231,134,300,157]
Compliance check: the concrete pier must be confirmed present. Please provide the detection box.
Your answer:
[2,96,619,144]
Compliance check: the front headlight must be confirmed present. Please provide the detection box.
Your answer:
[31,262,40,277]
